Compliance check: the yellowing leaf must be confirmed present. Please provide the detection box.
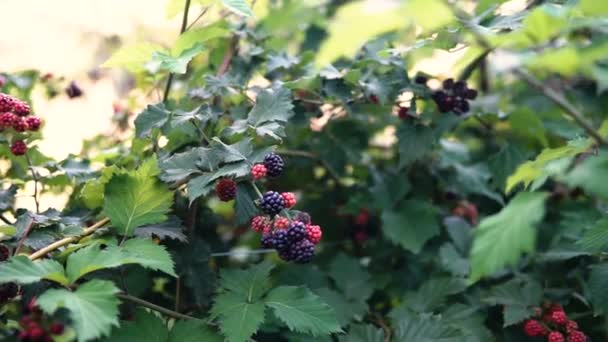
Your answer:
[102,43,166,72]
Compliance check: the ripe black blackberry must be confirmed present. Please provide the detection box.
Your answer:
[432,79,476,115]
[0,282,18,303]
[286,221,306,242]
[291,239,315,263]
[261,233,274,248]
[271,230,289,251]
[278,248,295,262]
[414,75,428,85]
[215,179,237,201]
[293,211,311,225]
[65,81,83,98]
[260,191,285,216]
[263,153,284,178]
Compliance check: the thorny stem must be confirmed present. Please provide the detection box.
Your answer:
[443,0,607,146]
[117,293,204,322]
[25,154,40,214]
[162,0,192,103]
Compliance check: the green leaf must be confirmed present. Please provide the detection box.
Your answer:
[172,22,229,55]
[401,277,467,313]
[328,253,373,301]
[397,123,435,169]
[439,243,469,277]
[0,255,68,286]
[508,108,548,147]
[393,312,465,341]
[135,104,171,139]
[159,147,210,183]
[106,309,168,342]
[565,151,608,199]
[579,0,608,16]
[103,157,173,236]
[588,264,608,315]
[235,183,259,225]
[381,200,439,254]
[134,217,187,242]
[38,280,120,342]
[121,238,176,276]
[522,5,567,44]
[80,166,119,209]
[102,43,165,72]
[488,144,527,190]
[211,293,265,342]
[244,87,294,138]
[482,279,542,326]
[218,260,274,301]
[578,218,608,252]
[168,320,223,342]
[187,174,214,202]
[212,137,253,163]
[338,324,385,342]
[222,0,253,17]
[469,192,547,282]
[0,225,16,236]
[151,43,205,74]
[265,286,342,336]
[315,288,367,326]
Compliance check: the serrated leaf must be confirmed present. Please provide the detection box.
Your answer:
[315,288,367,326]
[80,166,119,209]
[134,216,187,242]
[105,309,168,342]
[381,200,439,254]
[102,42,165,72]
[402,277,467,313]
[222,0,253,17]
[522,5,568,44]
[211,137,253,163]
[470,192,547,282]
[174,238,215,307]
[135,104,171,139]
[187,174,214,202]
[121,238,176,276]
[0,225,16,236]
[393,312,465,341]
[172,22,229,55]
[483,279,542,326]
[0,185,17,211]
[397,123,435,169]
[211,293,265,342]
[328,253,373,301]
[565,151,608,199]
[439,243,469,277]
[338,324,385,342]
[168,320,223,342]
[265,286,342,336]
[578,218,608,252]
[151,43,205,74]
[38,280,120,342]
[246,87,294,136]
[103,157,173,236]
[235,183,259,225]
[0,255,68,286]
[218,260,274,301]
[588,263,608,315]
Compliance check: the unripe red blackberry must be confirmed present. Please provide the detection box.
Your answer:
[13,101,30,116]
[552,310,567,325]
[26,117,42,131]
[251,216,270,233]
[271,230,289,251]
[28,326,45,340]
[281,192,296,208]
[215,179,236,201]
[286,221,307,243]
[12,117,28,132]
[291,239,315,263]
[397,106,410,119]
[274,217,290,229]
[306,225,322,244]
[566,320,579,333]
[0,94,15,112]
[548,331,565,342]
[11,140,27,156]
[568,330,586,342]
[523,319,547,337]
[355,209,370,226]
[260,191,285,216]
[49,323,64,335]
[251,164,267,180]
[0,244,9,261]
[263,153,284,178]
[0,112,16,128]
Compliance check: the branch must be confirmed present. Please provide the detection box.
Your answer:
[444,0,607,146]
[162,0,192,103]
[217,34,239,77]
[28,217,110,260]
[25,154,41,214]
[117,293,204,322]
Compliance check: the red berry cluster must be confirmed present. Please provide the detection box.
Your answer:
[17,299,64,341]
[0,93,42,156]
[215,178,237,202]
[430,78,477,115]
[451,201,478,225]
[523,303,586,342]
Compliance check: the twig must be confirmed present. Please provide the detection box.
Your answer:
[25,154,40,214]
[185,7,210,30]
[175,276,182,312]
[117,293,204,322]
[443,0,607,146]
[162,0,192,103]
[13,215,34,256]
[28,217,110,260]
[0,214,13,225]
[217,35,239,76]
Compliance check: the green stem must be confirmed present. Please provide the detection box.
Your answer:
[117,293,204,322]
[162,0,192,103]
[250,182,264,199]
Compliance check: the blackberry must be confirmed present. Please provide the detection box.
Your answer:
[12,117,28,132]
[286,221,306,242]
[0,94,15,112]
[0,112,16,128]
[251,164,267,180]
[49,323,64,335]
[551,310,567,325]
[261,233,274,248]
[274,217,290,229]
[442,78,454,90]
[548,331,564,342]
[13,101,30,116]
[260,191,285,216]
[306,225,322,244]
[271,230,289,251]
[397,106,409,119]
[251,216,270,233]
[369,94,379,104]
[291,239,315,263]
[11,141,27,156]
[568,331,586,342]
[293,211,311,225]
[278,247,295,262]
[0,244,9,261]
[0,282,18,303]
[281,192,296,208]
[414,75,428,85]
[263,153,284,178]
[215,179,237,201]
[65,81,83,98]
[26,117,41,131]
[465,88,478,100]
[523,319,547,337]
[453,81,468,97]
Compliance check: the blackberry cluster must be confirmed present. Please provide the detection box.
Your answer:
[0,93,42,156]
[215,178,237,202]
[263,153,284,178]
[523,302,586,342]
[431,78,478,115]
[17,299,65,341]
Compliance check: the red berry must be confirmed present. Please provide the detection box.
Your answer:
[13,101,30,116]
[251,164,267,180]
[398,106,409,119]
[281,192,296,208]
[28,327,45,339]
[251,216,270,233]
[0,244,8,261]
[548,331,565,342]
[552,310,567,325]
[566,320,579,333]
[523,319,547,337]
[550,303,564,313]
[369,94,379,104]
[27,298,39,313]
[355,209,370,226]
[568,330,586,342]
[274,217,290,230]
[20,316,33,327]
[12,117,28,132]
[11,140,27,156]
[26,117,42,131]
[215,179,236,201]
[0,94,15,112]
[354,229,368,243]
[306,225,322,244]
[0,112,16,128]
[49,323,64,335]
[18,330,29,341]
